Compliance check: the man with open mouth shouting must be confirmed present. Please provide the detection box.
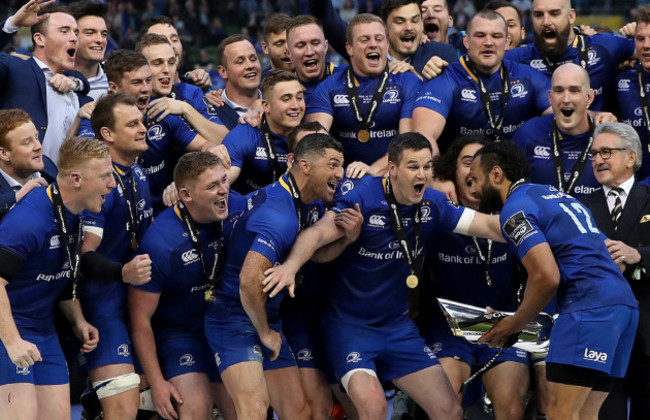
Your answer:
[505,0,634,112]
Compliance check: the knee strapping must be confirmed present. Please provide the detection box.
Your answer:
[92,372,140,399]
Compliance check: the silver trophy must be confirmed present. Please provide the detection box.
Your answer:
[437,298,554,353]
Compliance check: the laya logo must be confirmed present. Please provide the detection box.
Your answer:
[182,249,199,264]
[346,352,362,363]
[117,344,130,357]
[147,125,165,141]
[333,94,350,105]
[530,59,547,70]
[534,145,551,158]
[368,215,387,227]
[461,89,477,102]
[583,347,608,363]
[510,83,528,99]
[297,349,313,361]
[618,79,631,90]
[179,354,196,366]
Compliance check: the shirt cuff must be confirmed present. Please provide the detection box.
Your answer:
[3,18,19,34]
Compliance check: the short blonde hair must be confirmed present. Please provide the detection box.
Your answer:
[58,137,110,178]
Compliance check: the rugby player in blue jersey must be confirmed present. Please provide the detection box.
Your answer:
[0,137,111,420]
[413,10,551,155]
[78,93,155,420]
[263,132,504,419]
[129,152,238,420]
[307,14,422,179]
[470,140,639,420]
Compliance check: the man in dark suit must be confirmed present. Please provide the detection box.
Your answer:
[580,122,650,420]
[0,109,49,221]
[0,1,90,167]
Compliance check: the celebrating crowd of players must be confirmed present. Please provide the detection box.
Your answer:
[0,0,649,419]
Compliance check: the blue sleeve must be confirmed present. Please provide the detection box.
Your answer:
[400,73,422,119]
[222,125,254,168]
[78,117,95,138]
[414,75,454,118]
[500,200,546,260]
[306,78,335,116]
[247,206,296,264]
[188,87,224,125]
[411,42,459,75]
[167,115,198,149]
[428,189,466,232]
[309,0,349,62]
[81,194,111,230]
[599,33,634,63]
[133,227,169,293]
[0,21,14,51]
[530,68,551,113]
[0,188,16,218]
[0,202,42,259]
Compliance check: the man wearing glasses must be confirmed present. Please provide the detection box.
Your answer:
[580,122,650,420]
[513,63,600,198]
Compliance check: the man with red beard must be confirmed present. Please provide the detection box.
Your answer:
[505,0,634,111]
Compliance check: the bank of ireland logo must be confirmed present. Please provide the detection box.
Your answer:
[179,354,195,366]
[346,352,362,363]
[461,89,477,102]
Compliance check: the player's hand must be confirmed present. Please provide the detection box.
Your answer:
[345,161,371,179]
[77,100,96,120]
[5,337,42,368]
[259,329,282,361]
[619,22,637,37]
[162,182,180,207]
[122,254,153,285]
[49,73,77,94]
[263,263,298,298]
[592,111,617,125]
[605,238,641,266]
[186,69,212,89]
[15,178,48,202]
[335,203,363,243]
[477,315,521,348]
[204,89,225,108]
[9,0,55,28]
[72,320,99,353]
[420,33,430,44]
[151,379,183,420]
[238,109,262,127]
[421,56,448,80]
[578,24,597,36]
[431,178,457,202]
[206,144,231,169]
[147,97,188,122]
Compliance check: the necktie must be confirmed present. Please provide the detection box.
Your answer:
[609,187,623,229]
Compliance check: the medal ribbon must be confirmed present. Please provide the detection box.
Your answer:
[260,115,280,184]
[50,183,83,301]
[462,56,510,141]
[550,118,594,194]
[636,64,650,140]
[384,177,423,281]
[472,237,493,286]
[344,66,390,131]
[113,165,139,241]
[177,202,223,302]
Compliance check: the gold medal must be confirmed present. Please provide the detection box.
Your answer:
[357,129,370,143]
[406,274,418,288]
[204,288,216,303]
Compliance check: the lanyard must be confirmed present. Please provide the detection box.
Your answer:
[472,237,493,286]
[543,28,588,72]
[50,184,83,301]
[550,118,594,194]
[462,56,510,141]
[177,202,223,303]
[260,115,280,184]
[344,66,390,142]
[113,165,139,241]
[384,177,423,288]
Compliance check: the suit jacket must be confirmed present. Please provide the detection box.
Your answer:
[581,183,650,355]
[0,174,18,219]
